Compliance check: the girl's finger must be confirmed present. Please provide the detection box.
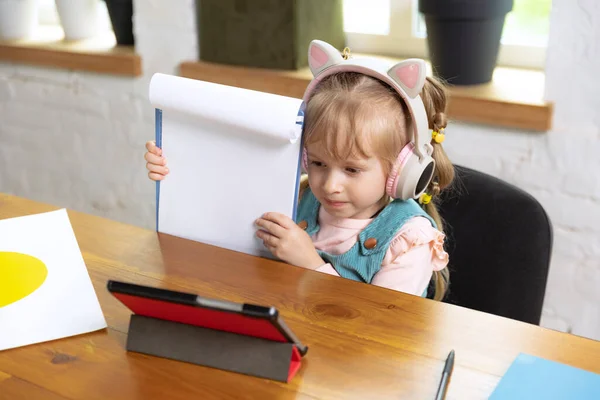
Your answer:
[145,140,155,152]
[264,244,277,256]
[146,140,162,156]
[146,162,169,175]
[261,212,294,229]
[256,230,279,247]
[255,218,286,238]
[148,172,166,181]
[144,151,166,166]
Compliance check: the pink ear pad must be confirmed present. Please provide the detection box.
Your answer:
[386,143,415,198]
[302,148,309,172]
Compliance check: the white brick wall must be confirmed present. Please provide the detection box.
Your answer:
[443,0,600,340]
[0,0,197,229]
[1,0,599,340]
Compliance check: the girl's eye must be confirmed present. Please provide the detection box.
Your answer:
[310,161,324,167]
[345,167,360,174]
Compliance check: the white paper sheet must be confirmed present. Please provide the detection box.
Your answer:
[149,73,304,143]
[149,73,304,257]
[0,209,107,351]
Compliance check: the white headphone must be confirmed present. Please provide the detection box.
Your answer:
[300,40,435,201]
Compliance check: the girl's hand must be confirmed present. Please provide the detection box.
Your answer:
[255,212,325,270]
[145,140,169,181]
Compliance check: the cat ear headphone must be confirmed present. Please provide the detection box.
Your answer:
[300,40,435,201]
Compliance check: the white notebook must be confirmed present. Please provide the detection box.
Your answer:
[149,73,304,258]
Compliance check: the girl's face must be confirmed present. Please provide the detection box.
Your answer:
[306,143,388,219]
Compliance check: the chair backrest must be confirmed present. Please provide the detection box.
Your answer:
[437,165,553,325]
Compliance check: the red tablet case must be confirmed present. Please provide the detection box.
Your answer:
[112,292,302,382]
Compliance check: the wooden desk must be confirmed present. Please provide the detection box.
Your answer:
[1,193,599,399]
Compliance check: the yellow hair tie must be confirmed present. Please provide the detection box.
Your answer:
[432,129,445,144]
[419,193,432,205]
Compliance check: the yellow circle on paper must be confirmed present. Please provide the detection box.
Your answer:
[0,252,48,308]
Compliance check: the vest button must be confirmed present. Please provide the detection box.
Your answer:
[297,220,308,230]
[364,238,377,249]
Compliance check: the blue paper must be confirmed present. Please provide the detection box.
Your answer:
[489,353,600,399]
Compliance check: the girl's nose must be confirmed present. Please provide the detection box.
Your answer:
[323,171,343,194]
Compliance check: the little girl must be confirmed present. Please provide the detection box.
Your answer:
[144,40,454,301]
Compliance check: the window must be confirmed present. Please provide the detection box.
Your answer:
[37,0,113,35]
[343,0,552,69]
[38,0,60,26]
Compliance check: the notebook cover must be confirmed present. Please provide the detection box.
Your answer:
[155,108,162,231]
[489,353,600,399]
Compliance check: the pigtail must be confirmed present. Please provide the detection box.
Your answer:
[420,76,455,301]
[298,174,310,201]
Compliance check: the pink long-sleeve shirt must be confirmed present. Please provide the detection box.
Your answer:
[311,207,448,296]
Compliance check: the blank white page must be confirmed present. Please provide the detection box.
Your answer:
[0,209,107,351]
[149,73,304,258]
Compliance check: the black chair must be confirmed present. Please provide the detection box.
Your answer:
[437,165,553,325]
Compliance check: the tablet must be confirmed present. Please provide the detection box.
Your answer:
[106,280,308,356]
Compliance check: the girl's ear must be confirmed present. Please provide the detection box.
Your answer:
[387,59,427,99]
[308,40,345,77]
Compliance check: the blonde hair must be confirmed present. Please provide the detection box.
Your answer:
[302,72,454,301]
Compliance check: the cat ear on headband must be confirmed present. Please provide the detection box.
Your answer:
[307,40,344,77]
[387,59,427,99]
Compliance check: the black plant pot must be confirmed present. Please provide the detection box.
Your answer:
[419,0,514,85]
[105,0,134,45]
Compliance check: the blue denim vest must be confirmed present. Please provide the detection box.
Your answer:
[297,187,436,297]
